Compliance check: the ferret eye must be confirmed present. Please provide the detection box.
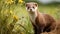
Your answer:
[27,7,29,9]
[33,7,34,9]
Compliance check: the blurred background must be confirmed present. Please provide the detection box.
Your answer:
[0,0,60,34]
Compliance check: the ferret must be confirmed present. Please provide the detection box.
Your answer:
[26,2,56,34]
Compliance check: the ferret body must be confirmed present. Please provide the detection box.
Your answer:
[26,2,56,34]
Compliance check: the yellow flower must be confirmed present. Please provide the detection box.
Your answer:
[10,10,13,14]
[13,15,19,21]
[19,0,24,3]
[5,0,13,4]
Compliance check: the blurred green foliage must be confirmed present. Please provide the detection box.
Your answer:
[0,0,60,34]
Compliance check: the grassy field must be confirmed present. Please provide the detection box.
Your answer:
[0,0,60,34]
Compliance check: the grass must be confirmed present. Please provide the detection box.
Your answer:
[0,1,60,34]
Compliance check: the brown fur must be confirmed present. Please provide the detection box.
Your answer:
[31,11,56,34]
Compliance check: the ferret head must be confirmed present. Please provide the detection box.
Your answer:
[26,2,38,13]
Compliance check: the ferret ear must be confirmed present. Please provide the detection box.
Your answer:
[34,3,38,7]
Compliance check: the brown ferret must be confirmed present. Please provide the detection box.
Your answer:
[26,2,56,34]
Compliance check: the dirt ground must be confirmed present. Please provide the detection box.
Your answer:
[41,19,60,34]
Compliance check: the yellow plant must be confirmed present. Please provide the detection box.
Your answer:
[13,15,19,21]
[10,10,13,14]
[19,0,24,3]
[5,0,14,4]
